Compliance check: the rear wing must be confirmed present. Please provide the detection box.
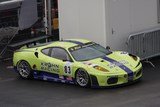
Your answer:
[9,35,53,49]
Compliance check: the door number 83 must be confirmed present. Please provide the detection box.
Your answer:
[64,66,71,74]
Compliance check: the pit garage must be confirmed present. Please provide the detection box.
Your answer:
[1,0,160,107]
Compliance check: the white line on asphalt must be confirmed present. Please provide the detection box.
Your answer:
[6,66,14,69]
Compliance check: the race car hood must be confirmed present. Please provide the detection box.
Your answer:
[84,51,140,73]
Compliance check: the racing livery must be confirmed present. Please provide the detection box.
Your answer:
[13,39,142,87]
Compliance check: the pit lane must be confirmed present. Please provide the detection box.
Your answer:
[0,58,160,107]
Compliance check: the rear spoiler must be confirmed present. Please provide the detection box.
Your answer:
[9,35,53,49]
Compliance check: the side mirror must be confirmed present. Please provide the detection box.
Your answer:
[106,46,110,50]
[34,52,39,58]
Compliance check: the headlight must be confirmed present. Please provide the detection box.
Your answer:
[93,65,109,72]
[129,54,138,61]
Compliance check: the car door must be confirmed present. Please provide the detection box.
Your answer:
[38,47,73,77]
[49,47,73,77]
[39,47,60,74]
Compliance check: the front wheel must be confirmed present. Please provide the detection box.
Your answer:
[17,61,32,79]
[75,69,90,87]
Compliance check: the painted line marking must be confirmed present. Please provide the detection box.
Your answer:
[6,66,14,69]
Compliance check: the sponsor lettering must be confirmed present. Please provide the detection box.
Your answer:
[41,62,59,73]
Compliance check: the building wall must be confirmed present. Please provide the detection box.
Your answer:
[58,0,160,51]
[106,0,131,51]
[58,0,107,46]
[130,0,159,33]
[106,0,160,51]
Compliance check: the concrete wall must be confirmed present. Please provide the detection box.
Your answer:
[58,0,160,51]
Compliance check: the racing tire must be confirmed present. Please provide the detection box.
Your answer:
[75,69,90,87]
[17,61,32,79]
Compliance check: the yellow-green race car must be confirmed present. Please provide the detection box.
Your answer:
[13,39,142,88]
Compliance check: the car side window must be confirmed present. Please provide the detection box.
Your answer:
[42,48,50,55]
[51,47,71,61]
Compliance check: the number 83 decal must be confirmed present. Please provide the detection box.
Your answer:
[64,62,72,75]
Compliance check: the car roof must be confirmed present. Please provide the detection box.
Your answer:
[43,39,92,49]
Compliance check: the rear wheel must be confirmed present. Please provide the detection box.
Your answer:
[17,61,32,79]
[75,69,90,87]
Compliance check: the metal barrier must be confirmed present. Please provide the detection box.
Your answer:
[127,28,160,60]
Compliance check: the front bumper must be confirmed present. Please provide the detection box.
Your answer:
[90,68,143,88]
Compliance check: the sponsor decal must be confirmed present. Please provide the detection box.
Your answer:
[43,76,48,80]
[69,42,95,52]
[83,62,92,65]
[83,62,98,67]
[59,75,64,80]
[53,78,59,82]
[43,75,55,81]
[69,45,82,52]
[33,71,75,84]
[63,40,84,45]
[41,62,59,73]
[66,77,73,81]
[108,60,129,69]
[119,60,129,65]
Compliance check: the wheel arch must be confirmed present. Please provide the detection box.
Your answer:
[74,68,88,78]
[74,68,100,87]
[16,60,33,79]
[16,60,32,71]
[74,68,92,87]
[16,60,29,66]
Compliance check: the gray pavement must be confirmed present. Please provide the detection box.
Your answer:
[0,58,160,107]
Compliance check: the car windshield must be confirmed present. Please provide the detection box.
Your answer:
[70,44,112,61]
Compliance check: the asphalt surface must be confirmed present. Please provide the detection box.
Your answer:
[0,58,160,107]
